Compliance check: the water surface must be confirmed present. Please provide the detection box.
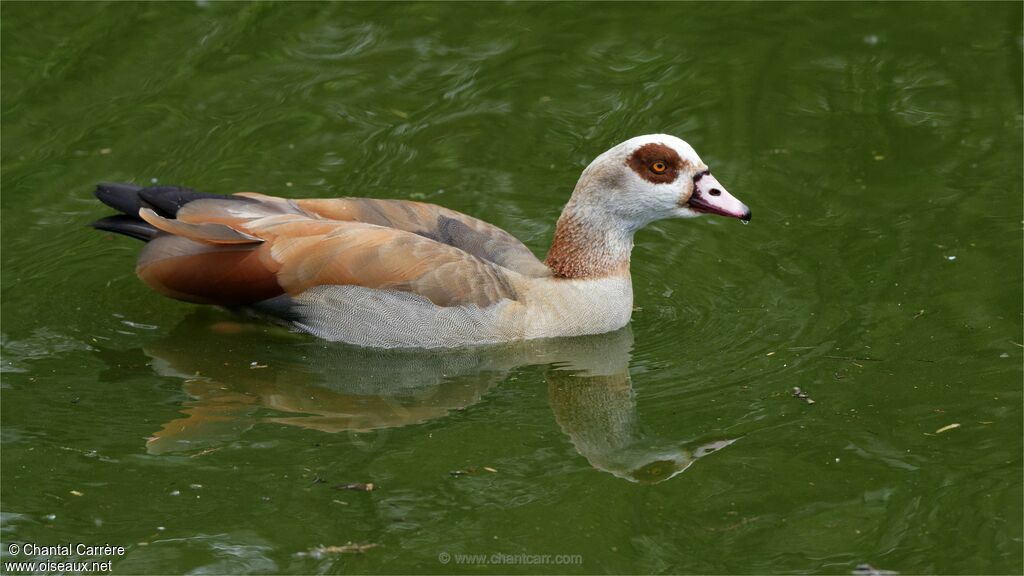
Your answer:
[1,2,1021,574]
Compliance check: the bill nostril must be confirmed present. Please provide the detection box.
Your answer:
[709,188,722,196]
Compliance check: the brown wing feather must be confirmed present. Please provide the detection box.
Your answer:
[174,193,305,227]
[135,194,524,308]
[139,208,264,244]
[296,198,550,277]
[137,236,282,305]
[255,221,521,308]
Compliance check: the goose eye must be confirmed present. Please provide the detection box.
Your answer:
[651,161,667,174]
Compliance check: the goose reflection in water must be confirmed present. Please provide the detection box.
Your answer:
[106,312,733,483]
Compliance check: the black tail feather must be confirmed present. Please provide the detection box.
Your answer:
[92,181,246,242]
[95,182,145,216]
[91,215,159,242]
[94,182,235,218]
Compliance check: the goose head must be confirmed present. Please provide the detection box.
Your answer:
[546,134,750,278]
[567,134,751,230]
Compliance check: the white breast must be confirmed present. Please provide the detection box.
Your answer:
[521,275,634,339]
[290,276,633,348]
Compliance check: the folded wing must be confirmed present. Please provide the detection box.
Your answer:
[134,193,526,310]
[293,197,550,278]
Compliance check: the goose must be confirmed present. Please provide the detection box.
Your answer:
[91,134,751,348]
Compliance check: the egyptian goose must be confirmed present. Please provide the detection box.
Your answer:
[92,134,751,348]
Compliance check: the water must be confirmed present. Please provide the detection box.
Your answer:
[2,2,1021,573]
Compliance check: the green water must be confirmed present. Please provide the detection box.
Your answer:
[2,2,1021,574]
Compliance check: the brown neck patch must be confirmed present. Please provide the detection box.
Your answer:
[545,213,631,279]
[625,142,684,184]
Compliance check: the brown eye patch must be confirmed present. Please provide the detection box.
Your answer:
[625,143,684,184]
